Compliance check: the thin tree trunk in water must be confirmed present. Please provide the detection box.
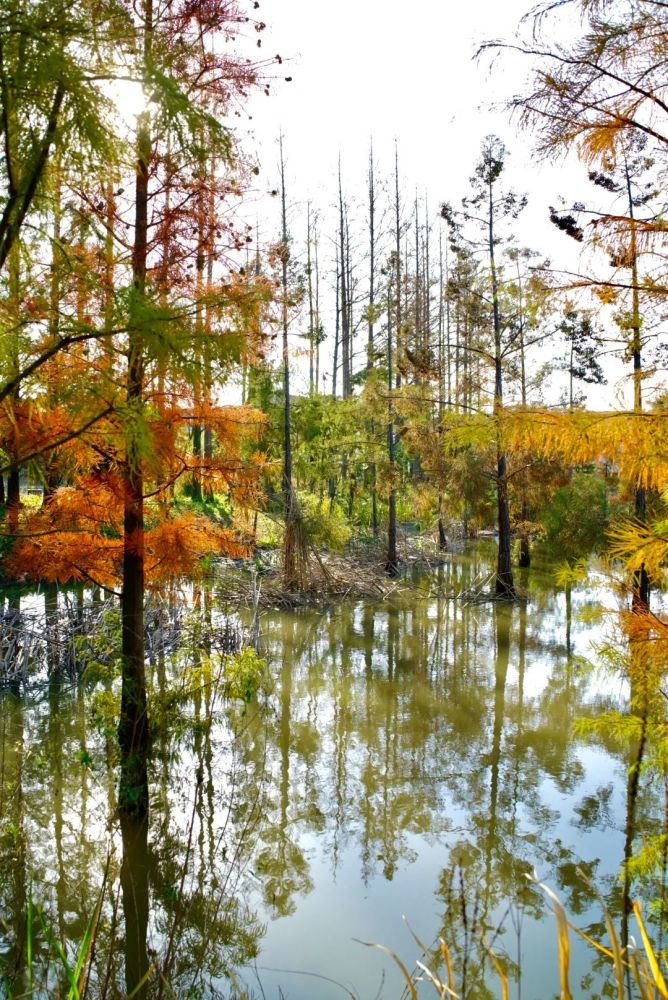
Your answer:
[394,143,402,389]
[626,161,650,611]
[307,202,314,393]
[496,447,514,597]
[621,692,648,966]
[338,160,350,398]
[367,141,375,371]
[279,137,296,587]
[368,141,378,538]
[489,178,514,598]
[332,242,339,398]
[43,159,63,503]
[203,160,215,498]
[346,213,353,390]
[190,156,206,502]
[120,812,150,1000]
[119,0,152,817]
[517,257,530,568]
[437,229,447,551]
[314,231,321,391]
[386,285,398,576]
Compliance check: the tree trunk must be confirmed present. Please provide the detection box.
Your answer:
[627,162,650,611]
[394,143,402,390]
[338,161,350,399]
[118,0,152,817]
[279,137,297,588]
[332,243,340,398]
[386,285,398,576]
[517,258,530,568]
[489,179,515,598]
[368,142,378,539]
[307,202,314,393]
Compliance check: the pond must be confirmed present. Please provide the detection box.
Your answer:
[0,543,660,999]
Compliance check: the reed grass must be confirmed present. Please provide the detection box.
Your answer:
[363,879,668,999]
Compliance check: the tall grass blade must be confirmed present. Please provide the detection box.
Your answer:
[601,908,625,1000]
[403,915,448,987]
[354,939,418,1000]
[576,867,625,1000]
[37,905,80,1000]
[628,949,651,1000]
[438,938,455,994]
[531,878,572,999]
[568,922,615,960]
[414,959,459,998]
[69,891,103,1000]
[633,900,668,997]
[483,938,508,1000]
[127,962,157,999]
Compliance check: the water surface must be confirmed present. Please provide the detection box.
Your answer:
[0,544,653,998]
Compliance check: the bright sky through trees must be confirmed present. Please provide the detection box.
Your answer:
[242,0,623,403]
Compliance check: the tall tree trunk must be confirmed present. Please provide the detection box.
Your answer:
[307,202,315,393]
[517,257,530,568]
[338,161,350,399]
[7,243,21,535]
[190,153,207,502]
[314,229,321,391]
[332,242,339,398]
[120,813,150,1000]
[118,0,152,817]
[279,137,297,587]
[368,141,379,538]
[386,285,398,576]
[43,159,63,502]
[203,159,215,498]
[489,178,515,598]
[394,143,402,389]
[626,161,650,611]
[437,229,447,551]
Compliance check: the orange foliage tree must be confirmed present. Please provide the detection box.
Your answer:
[0,0,278,815]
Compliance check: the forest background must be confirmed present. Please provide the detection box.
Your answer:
[1,0,668,993]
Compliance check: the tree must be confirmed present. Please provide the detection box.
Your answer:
[277,135,299,588]
[442,136,527,597]
[558,309,606,408]
[2,0,272,831]
[0,0,126,274]
[491,1,666,607]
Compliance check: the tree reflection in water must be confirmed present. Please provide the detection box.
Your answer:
[0,543,663,998]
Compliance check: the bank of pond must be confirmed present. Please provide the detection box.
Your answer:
[0,542,665,999]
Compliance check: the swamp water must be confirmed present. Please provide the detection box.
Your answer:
[0,543,658,998]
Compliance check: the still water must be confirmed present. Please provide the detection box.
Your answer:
[0,544,655,998]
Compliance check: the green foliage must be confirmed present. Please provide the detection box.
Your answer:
[299,492,352,552]
[75,607,122,684]
[222,648,266,703]
[538,469,608,559]
[254,512,282,549]
[173,490,233,524]
[89,688,121,746]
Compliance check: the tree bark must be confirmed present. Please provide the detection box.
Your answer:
[386,285,398,576]
[118,0,152,817]
[488,177,515,598]
[279,137,297,587]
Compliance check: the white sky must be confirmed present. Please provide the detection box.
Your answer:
[245,0,583,239]
[232,0,638,406]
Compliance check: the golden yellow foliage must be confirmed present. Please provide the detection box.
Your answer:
[501,409,668,490]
